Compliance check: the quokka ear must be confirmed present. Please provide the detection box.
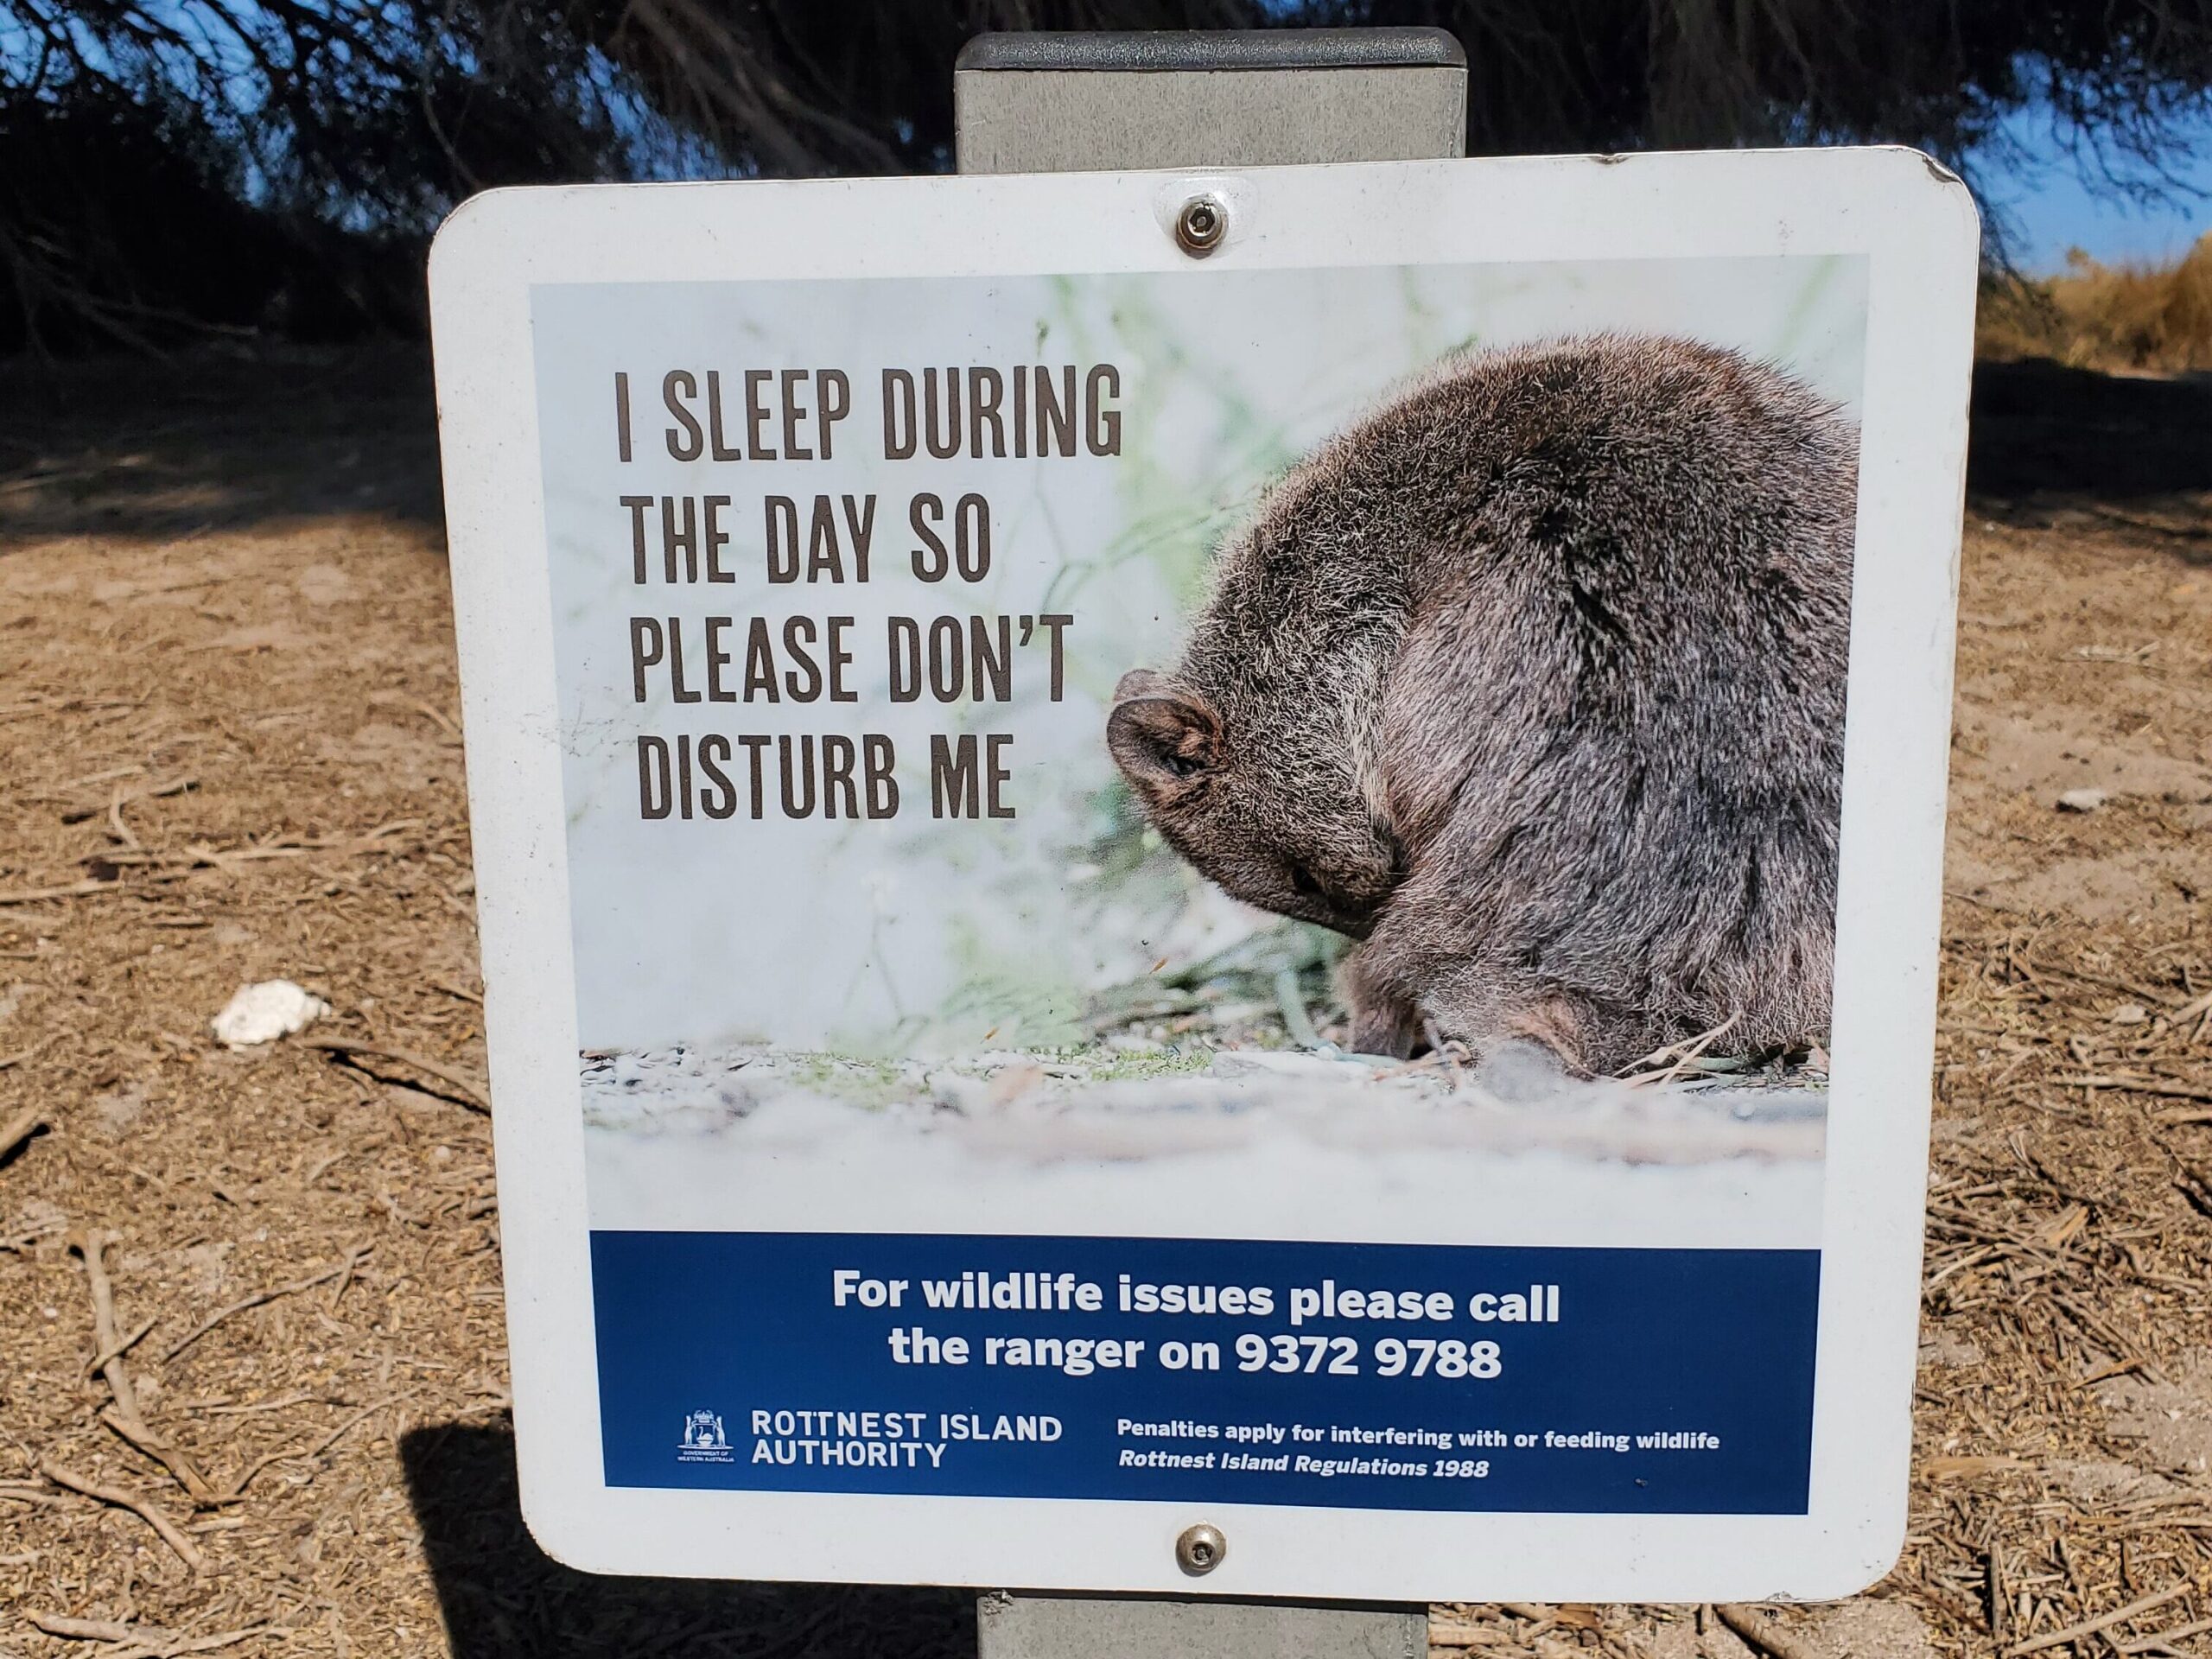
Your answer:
[1113,668,1168,702]
[1107,676,1222,792]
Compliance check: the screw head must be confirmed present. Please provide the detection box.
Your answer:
[1174,196,1227,257]
[1174,1522,1227,1575]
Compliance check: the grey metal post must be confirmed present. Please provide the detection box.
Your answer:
[956,29,1466,174]
[956,27,1464,1656]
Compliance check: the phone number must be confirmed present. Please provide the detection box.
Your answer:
[1233,1334,1503,1378]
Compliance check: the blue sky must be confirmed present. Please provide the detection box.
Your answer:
[1979,103,2212,270]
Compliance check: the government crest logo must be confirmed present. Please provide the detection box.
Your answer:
[677,1409,733,1462]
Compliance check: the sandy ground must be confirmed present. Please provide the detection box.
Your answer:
[1,347,2209,1658]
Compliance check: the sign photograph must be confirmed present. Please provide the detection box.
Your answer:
[428,149,1979,1603]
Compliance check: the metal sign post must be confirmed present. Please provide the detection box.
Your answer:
[957,30,1464,1655]
[954,29,1468,175]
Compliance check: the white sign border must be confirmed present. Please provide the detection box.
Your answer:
[428,147,1978,1605]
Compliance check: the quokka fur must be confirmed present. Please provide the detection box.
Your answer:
[1108,334,1858,1074]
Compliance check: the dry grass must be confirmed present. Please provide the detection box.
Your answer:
[1980,236,2212,374]
[0,346,2208,1659]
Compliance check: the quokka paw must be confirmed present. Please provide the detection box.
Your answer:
[1341,958,1423,1059]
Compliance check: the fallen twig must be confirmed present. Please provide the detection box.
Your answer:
[70,1230,216,1501]
[410,698,463,741]
[181,840,305,872]
[1,1214,67,1253]
[2005,1583,2194,1656]
[197,1390,317,1415]
[31,1612,146,1642]
[162,1244,371,1363]
[1987,1541,2008,1643]
[0,1103,48,1160]
[2117,1614,2212,1654]
[1426,1624,1510,1649]
[0,878,121,905]
[182,820,419,875]
[0,1479,73,1506]
[221,1389,413,1501]
[2056,1075,2212,1105]
[99,1408,226,1504]
[32,1613,286,1659]
[1713,1604,1833,1659]
[57,773,197,826]
[2176,1166,2212,1220]
[301,1390,411,1461]
[37,1459,205,1573]
[107,785,142,849]
[84,1313,157,1379]
[113,1628,284,1659]
[2048,1285,2167,1383]
[304,1038,489,1111]
[2157,1108,2212,1127]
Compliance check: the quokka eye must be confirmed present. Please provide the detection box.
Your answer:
[1287,864,1321,897]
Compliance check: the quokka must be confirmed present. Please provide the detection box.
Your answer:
[1109,334,1857,1074]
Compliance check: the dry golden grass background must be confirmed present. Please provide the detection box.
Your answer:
[0,252,2209,1658]
[1980,236,2212,374]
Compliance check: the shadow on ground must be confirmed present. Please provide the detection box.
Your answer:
[402,1423,976,1659]
[4,342,2210,553]
[1969,357,2212,518]
[0,344,442,542]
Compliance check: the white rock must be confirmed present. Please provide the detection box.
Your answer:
[211,980,329,1049]
[2056,787,2109,812]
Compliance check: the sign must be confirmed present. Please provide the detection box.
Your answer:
[427,149,1978,1602]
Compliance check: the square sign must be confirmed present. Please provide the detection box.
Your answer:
[428,149,1978,1603]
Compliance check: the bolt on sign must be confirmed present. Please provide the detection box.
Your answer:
[427,149,1978,1602]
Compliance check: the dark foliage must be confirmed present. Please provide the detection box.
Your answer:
[0,83,273,351]
[0,81,435,352]
[1,0,2209,350]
